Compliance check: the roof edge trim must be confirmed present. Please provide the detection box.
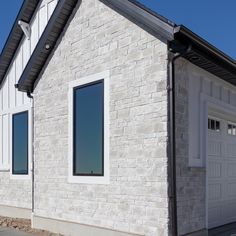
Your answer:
[100,0,174,41]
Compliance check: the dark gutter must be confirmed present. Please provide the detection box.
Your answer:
[17,0,79,93]
[167,44,191,236]
[0,0,39,85]
[26,92,34,214]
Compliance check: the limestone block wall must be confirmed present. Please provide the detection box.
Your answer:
[33,0,170,235]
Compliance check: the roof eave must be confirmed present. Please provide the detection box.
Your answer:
[0,0,39,86]
[17,0,79,93]
[172,25,236,85]
[174,25,236,68]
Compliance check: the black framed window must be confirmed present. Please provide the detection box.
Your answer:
[73,80,104,176]
[12,111,28,175]
[208,118,220,132]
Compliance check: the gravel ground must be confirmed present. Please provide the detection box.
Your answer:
[0,216,63,236]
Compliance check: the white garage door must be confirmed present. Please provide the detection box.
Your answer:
[208,117,236,229]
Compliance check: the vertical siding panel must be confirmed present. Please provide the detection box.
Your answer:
[23,91,30,106]
[0,85,2,111]
[0,0,59,170]
[31,12,39,54]
[2,77,9,111]
[22,40,31,105]
[39,5,47,37]
[202,78,211,96]
[15,49,23,107]
[222,87,229,104]
[2,114,9,168]
[0,116,2,168]
[230,92,236,107]
[48,0,57,19]
[212,83,221,100]
[9,65,16,109]
[22,38,30,68]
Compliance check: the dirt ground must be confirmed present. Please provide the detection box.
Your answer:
[0,216,63,236]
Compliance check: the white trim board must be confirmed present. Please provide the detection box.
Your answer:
[68,71,110,185]
[10,106,33,180]
[0,102,32,172]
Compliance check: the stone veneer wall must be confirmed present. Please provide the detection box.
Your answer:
[0,173,31,210]
[33,0,170,235]
[175,58,206,235]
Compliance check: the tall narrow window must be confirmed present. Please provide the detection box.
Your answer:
[12,111,28,175]
[73,81,104,176]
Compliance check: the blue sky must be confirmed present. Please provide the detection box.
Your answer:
[0,0,235,60]
[0,0,23,52]
[138,0,236,59]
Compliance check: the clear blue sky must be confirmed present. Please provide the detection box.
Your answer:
[0,0,23,52]
[0,0,235,60]
[138,0,236,59]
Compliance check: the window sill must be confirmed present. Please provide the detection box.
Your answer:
[68,175,109,185]
[10,174,31,180]
[0,168,10,172]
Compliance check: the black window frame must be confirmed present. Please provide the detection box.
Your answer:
[73,80,104,177]
[12,111,29,175]
[208,118,220,132]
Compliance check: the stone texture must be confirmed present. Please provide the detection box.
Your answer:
[33,0,169,235]
[0,172,31,210]
[175,59,206,235]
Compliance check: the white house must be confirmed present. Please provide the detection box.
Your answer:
[0,0,236,236]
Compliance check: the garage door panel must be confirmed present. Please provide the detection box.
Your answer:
[208,161,222,178]
[224,201,236,220]
[227,183,236,198]
[208,206,222,228]
[208,141,222,157]
[208,183,222,200]
[226,143,236,158]
[227,163,236,177]
[208,117,236,229]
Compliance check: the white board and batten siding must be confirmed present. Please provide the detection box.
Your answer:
[0,0,58,170]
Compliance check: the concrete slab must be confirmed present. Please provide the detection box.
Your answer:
[0,228,33,236]
[209,222,236,236]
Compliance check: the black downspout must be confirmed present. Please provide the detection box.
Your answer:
[27,91,34,215]
[167,43,191,236]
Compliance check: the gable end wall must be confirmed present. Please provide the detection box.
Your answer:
[33,0,170,235]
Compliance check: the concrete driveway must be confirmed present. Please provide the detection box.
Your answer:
[209,223,236,236]
[0,228,33,236]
